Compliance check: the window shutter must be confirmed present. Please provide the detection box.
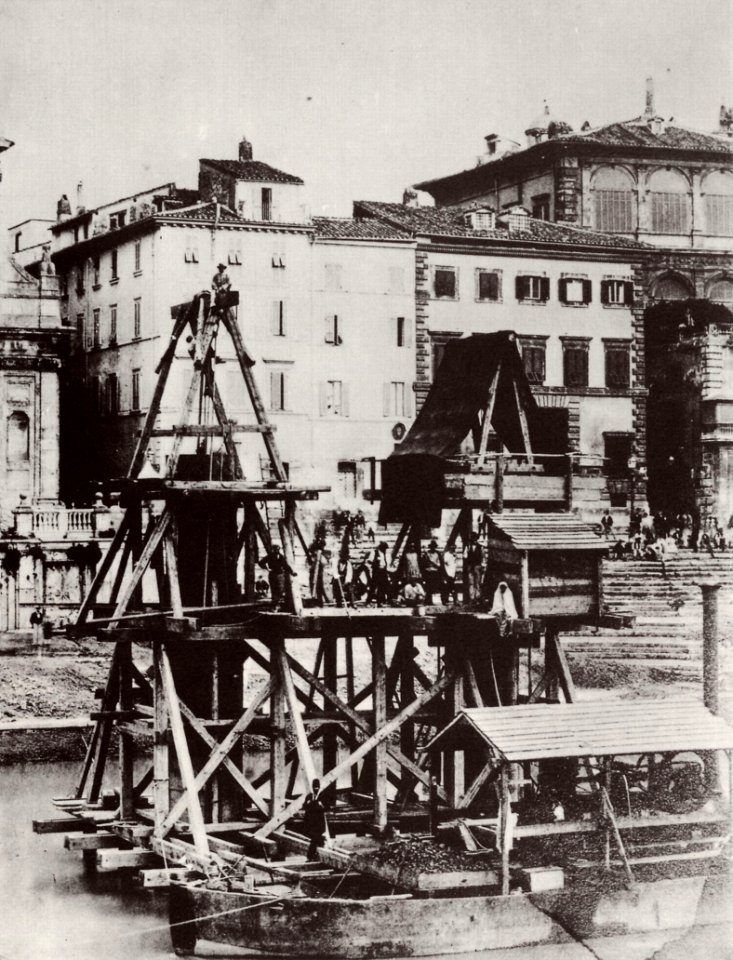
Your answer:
[335,314,343,345]
[515,276,525,300]
[558,278,568,303]
[624,281,635,306]
[280,371,287,410]
[271,301,280,335]
[324,315,334,344]
[600,280,610,305]
[582,279,592,304]
[383,383,391,417]
[319,382,328,416]
[405,318,413,348]
[342,383,350,418]
[540,277,550,301]
[270,371,278,409]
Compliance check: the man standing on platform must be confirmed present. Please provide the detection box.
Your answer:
[303,778,328,861]
[212,262,231,309]
[464,533,484,602]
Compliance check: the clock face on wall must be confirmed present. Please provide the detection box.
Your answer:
[392,422,406,441]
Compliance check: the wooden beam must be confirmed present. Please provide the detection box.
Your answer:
[108,509,172,625]
[74,511,131,626]
[476,364,501,466]
[160,682,273,831]
[175,695,271,817]
[153,643,170,834]
[158,647,209,857]
[270,639,286,816]
[254,666,457,839]
[457,760,500,809]
[372,635,388,831]
[163,528,183,619]
[276,644,317,790]
[512,379,533,462]
[149,424,274,437]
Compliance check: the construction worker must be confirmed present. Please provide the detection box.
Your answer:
[302,779,328,861]
[212,262,231,309]
[258,544,295,610]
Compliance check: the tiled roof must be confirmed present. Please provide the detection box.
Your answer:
[312,216,410,241]
[559,119,733,154]
[154,201,246,224]
[354,201,651,250]
[199,158,304,184]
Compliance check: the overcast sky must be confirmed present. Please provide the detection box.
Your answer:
[1,0,731,227]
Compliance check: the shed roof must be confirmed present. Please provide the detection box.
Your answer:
[485,514,606,552]
[200,158,304,185]
[427,700,733,761]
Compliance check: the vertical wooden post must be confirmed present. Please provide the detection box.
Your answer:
[565,454,574,511]
[702,582,721,792]
[495,455,505,513]
[279,510,302,616]
[159,646,209,858]
[153,641,170,834]
[323,633,338,805]
[270,636,286,815]
[372,634,388,832]
[520,551,529,619]
[243,506,258,601]
[399,632,416,801]
[544,627,560,703]
[118,641,135,819]
[500,764,510,896]
[210,651,220,823]
[345,635,358,791]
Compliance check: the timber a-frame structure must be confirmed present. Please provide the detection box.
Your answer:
[36,294,602,887]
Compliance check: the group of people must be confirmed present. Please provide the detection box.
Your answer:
[606,507,732,563]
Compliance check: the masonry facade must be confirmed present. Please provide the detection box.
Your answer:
[413,86,733,521]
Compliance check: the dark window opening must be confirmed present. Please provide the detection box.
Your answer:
[563,346,589,388]
[261,188,272,221]
[522,345,546,384]
[477,271,500,301]
[434,268,457,298]
[605,346,631,389]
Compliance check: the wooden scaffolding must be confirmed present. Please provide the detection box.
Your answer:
[35,292,601,881]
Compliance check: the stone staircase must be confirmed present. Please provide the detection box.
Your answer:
[561,551,733,680]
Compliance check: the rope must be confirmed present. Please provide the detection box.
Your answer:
[71,893,291,948]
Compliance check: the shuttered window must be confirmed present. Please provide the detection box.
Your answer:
[396,316,412,347]
[476,270,500,301]
[559,278,592,304]
[434,267,457,299]
[651,192,690,234]
[320,380,348,417]
[706,195,733,236]
[604,342,631,389]
[92,309,100,348]
[601,279,634,305]
[516,275,550,302]
[562,343,589,388]
[109,305,117,344]
[131,369,141,411]
[522,345,546,384]
[133,299,141,339]
[383,381,412,418]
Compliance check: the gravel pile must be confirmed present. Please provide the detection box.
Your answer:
[361,836,491,874]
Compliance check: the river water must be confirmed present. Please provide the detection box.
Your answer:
[0,761,731,960]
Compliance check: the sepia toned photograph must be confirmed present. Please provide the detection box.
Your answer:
[0,1,732,957]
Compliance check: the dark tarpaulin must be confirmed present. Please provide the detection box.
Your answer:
[380,333,538,526]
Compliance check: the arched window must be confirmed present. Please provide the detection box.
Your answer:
[7,412,29,463]
[653,274,692,300]
[703,171,733,236]
[708,278,733,304]
[592,166,635,233]
[648,168,690,235]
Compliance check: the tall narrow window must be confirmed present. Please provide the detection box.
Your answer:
[476,270,501,301]
[92,255,100,287]
[269,370,287,411]
[261,187,272,221]
[134,240,141,273]
[433,266,457,299]
[109,305,118,344]
[133,298,141,339]
[324,314,343,345]
[649,168,690,234]
[604,341,631,389]
[92,309,100,348]
[562,339,590,388]
[105,374,119,415]
[396,316,411,347]
[383,381,407,417]
[76,312,84,338]
[110,249,118,281]
[131,369,141,411]
[521,338,547,384]
[7,412,29,463]
[593,166,635,233]
[322,380,347,416]
[271,300,286,336]
[703,171,733,236]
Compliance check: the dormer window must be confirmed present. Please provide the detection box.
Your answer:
[464,208,495,231]
[109,211,126,231]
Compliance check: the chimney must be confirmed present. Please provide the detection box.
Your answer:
[239,136,253,161]
[76,181,85,214]
[644,77,655,119]
[402,188,419,208]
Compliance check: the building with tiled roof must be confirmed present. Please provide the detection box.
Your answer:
[412,80,733,523]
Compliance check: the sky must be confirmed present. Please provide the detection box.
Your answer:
[0,0,731,227]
